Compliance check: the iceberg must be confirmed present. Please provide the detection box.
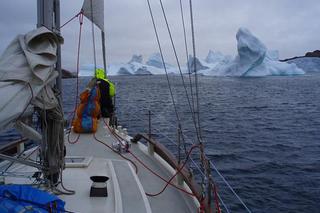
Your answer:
[205,50,226,64]
[286,57,320,73]
[134,67,152,75]
[128,54,143,64]
[212,28,305,76]
[146,53,173,69]
[79,29,306,77]
[103,53,178,76]
[187,55,209,72]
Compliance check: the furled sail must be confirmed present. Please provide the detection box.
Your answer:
[82,0,104,32]
[0,27,60,131]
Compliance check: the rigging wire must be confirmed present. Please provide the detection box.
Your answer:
[179,0,196,119]
[117,106,242,212]
[60,11,82,29]
[189,0,202,140]
[145,0,183,138]
[90,0,97,71]
[158,0,201,145]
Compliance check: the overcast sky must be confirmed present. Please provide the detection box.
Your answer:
[0,0,319,71]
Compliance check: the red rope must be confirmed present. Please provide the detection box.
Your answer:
[67,12,84,144]
[92,133,138,173]
[103,119,198,198]
[131,145,199,197]
[212,183,221,213]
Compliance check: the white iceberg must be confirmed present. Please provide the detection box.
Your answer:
[286,57,320,73]
[212,28,305,76]
[187,55,209,72]
[103,53,178,76]
[205,50,227,64]
[129,54,143,64]
[146,53,173,69]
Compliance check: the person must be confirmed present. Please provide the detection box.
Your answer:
[87,68,115,118]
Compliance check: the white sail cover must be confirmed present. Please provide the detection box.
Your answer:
[0,27,61,131]
[82,0,104,32]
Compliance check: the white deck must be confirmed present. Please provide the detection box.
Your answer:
[1,120,198,213]
[65,120,198,213]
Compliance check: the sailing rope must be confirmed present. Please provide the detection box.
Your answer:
[143,144,199,197]
[102,119,198,198]
[67,12,84,144]
[93,133,138,173]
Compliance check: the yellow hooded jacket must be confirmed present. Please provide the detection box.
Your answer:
[95,68,115,97]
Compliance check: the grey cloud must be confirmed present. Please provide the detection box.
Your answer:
[1,0,319,70]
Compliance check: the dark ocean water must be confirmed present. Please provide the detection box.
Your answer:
[62,75,320,212]
[1,74,319,212]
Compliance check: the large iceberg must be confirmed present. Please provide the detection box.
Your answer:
[210,28,304,76]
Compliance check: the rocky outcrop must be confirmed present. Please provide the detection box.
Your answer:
[62,69,76,78]
[305,50,320,58]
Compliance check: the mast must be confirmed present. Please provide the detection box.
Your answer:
[37,0,65,184]
[101,31,107,75]
[37,0,62,94]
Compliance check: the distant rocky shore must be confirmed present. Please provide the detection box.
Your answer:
[62,69,76,78]
[280,50,320,62]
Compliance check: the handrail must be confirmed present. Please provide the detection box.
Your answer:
[131,133,212,212]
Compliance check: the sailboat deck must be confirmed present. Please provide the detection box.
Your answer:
[63,120,198,212]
